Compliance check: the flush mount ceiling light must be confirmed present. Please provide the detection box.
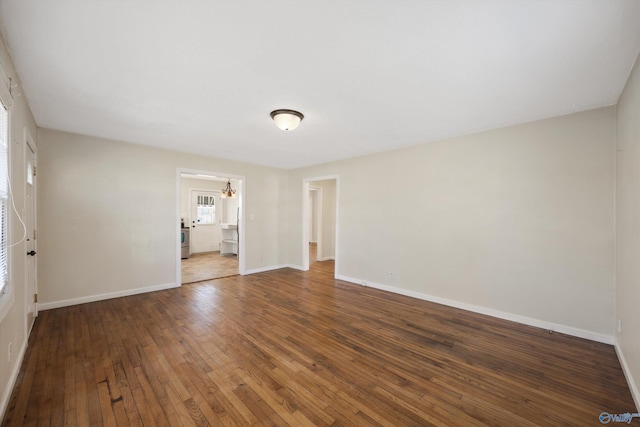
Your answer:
[221,180,236,198]
[270,109,304,131]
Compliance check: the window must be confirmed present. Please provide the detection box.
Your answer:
[0,100,8,297]
[196,194,215,224]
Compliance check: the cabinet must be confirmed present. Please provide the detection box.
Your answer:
[220,223,238,255]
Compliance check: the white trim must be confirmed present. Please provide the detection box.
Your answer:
[244,264,290,275]
[38,282,178,311]
[615,340,640,410]
[0,335,28,421]
[317,256,335,262]
[336,274,614,345]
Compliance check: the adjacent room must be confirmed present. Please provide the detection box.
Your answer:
[1,1,640,425]
[179,173,241,283]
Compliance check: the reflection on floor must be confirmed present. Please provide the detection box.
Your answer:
[181,251,238,284]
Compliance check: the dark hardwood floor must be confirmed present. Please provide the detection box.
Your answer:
[2,260,635,426]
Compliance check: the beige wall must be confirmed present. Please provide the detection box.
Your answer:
[289,107,616,341]
[0,36,38,418]
[36,129,288,307]
[615,50,640,407]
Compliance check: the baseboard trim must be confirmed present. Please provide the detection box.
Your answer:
[38,282,179,311]
[335,274,613,345]
[317,256,335,262]
[0,338,28,422]
[615,339,640,411]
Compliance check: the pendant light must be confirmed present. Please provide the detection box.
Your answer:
[270,109,304,131]
[221,180,236,198]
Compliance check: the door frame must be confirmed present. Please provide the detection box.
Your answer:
[301,175,339,274]
[176,168,246,287]
[24,127,37,333]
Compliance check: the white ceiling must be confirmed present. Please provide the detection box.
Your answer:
[1,1,640,169]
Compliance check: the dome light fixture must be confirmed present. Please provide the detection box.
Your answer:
[270,109,304,131]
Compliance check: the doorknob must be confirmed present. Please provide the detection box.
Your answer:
[27,250,36,256]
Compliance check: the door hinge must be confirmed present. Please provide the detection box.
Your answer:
[33,166,36,176]
[34,293,38,303]
[33,229,37,240]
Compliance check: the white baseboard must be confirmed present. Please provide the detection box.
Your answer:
[0,337,28,422]
[244,264,290,275]
[335,274,613,345]
[615,339,640,411]
[38,282,179,311]
[286,264,305,271]
[317,256,335,262]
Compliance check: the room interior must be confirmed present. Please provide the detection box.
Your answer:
[0,1,640,425]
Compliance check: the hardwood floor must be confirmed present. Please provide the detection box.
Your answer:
[2,260,635,426]
[181,251,238,284]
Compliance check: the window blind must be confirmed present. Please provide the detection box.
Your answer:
[0,101,8,295]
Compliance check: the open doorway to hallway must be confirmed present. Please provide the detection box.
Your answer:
[179,172,242,283]
[303,177,338,274]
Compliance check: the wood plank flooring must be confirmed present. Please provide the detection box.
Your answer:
[2,260,635,426]
[181,251,238,284]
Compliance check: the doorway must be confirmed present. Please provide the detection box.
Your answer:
[302,176,338,274]
[308,187,320,263]
[177,171,244,284]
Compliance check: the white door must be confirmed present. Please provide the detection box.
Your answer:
[190,190,221,253]
[25,140,37,331]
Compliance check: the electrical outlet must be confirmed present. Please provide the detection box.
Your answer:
[389,272,394,279]
[8,342,12,362]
